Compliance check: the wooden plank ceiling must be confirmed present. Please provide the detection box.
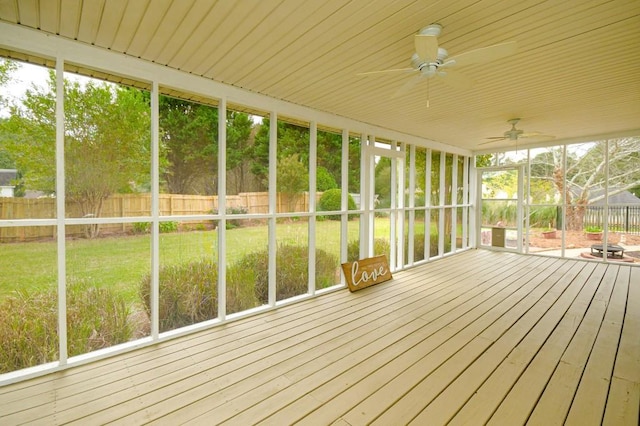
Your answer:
[0,0,639,152]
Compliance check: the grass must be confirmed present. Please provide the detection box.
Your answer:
[0,218,440,302]
[0,221,351,301]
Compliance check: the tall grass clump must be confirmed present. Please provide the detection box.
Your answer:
[347,238,391,262]
[0,279,133,373]
[0,290,58,373]
[66,279,134,356]
[140,258,218,333]
[406,233,451,261]
[236,244,338,304]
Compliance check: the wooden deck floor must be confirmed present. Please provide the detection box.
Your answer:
[1,250,638,425]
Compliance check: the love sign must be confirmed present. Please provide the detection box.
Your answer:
[341,255,392,292]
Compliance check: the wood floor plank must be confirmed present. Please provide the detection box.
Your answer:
[603,266,640,426]
[564,264,629,426]
[193,255,533,424]
[60,251,495,424]
[485,263,618,426]
[241,257,548,424]
[405,260,594,425]
[427,261,598,425]
[341,258,569,425]
[525,264,624,426]
[0,252,637,426]
[8,256,460,422]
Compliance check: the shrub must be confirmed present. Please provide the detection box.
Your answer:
[225,266,261,314]
[405,233,447,261]
[227,206,248,229]
[0,290,58,373]
[140,258,218,332]
[347,238,390,262]
[159,221,179,233]
[0,279,133,373]
[237,244,338,304]
[132,221,150,234]
[316,166,338,191]
[318,189,357,220]
[66,279,133,356]
[211,206,249,229]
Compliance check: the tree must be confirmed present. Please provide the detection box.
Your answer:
[159,96,218,194]
[531,138,640,230]
[277,154,308,212]
[0,59,18,110]
[0,70,150,237]
[225,111,254,194]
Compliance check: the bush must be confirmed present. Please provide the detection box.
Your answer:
[318,189,357,220]
[66,279,134,356]
[347,238,390,262]
[317,166,338,191]
[159,221,179,233]
[140,258,218,332]
[132,222,150,234]
[406,233,448,261]
[0,279,133,373]
[235,244,338,304]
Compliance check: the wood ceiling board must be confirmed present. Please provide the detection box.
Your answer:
[14,0,38,28]
[211,0,331,82]
[38,0,59,34]
[0,1,18,22]
[151,0,226,66]
[236,0,427,91]
[58,0,81,39]
[76,0,105,44]
[277,1,534,100]
[109,0,150,53]
[138,0,196,60]
[186,0,290,78]
[124,0,172,58]
[191,0,297,79]
[165,0,242,71]
[93,0,128,48]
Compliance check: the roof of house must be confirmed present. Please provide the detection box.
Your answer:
[589,188,640,205]
[0,169,17,186]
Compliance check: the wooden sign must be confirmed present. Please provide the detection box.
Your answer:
[341,255,392,292]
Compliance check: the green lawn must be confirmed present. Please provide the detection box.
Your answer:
[0,218,435,302]
[0,220,354,301]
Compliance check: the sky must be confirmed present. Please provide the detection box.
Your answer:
[2,61,50,103]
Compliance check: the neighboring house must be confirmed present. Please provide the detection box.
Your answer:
[588,187,640,205]
[0,169,17,197]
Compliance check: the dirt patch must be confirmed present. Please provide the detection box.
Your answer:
[528,230,640,250]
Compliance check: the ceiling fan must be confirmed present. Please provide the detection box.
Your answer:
[357,24,517,97]
[481,118,555,145]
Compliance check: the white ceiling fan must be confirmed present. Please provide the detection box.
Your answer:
[357,24,517,98]
[481,118,555,145]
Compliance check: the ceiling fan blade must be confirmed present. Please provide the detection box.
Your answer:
[437,68,474,90]
[478,138,506,146]
[522,133,556,141]
[357,67,414,76]
[449,41,517,67]
[391,74,423,99]
[415,34,439,61]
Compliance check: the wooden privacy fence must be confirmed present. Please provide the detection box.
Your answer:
[0,192,320,242]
